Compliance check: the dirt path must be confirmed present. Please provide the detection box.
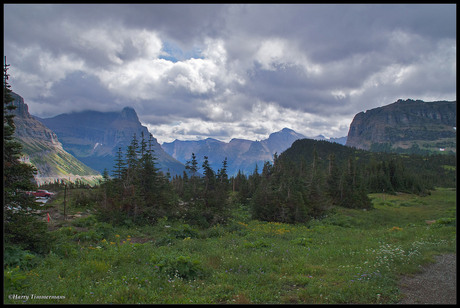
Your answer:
[397,254,456,304]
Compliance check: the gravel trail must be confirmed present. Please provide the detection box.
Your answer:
[397,254,456,304]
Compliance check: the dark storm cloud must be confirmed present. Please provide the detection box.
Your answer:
[4,4,456,142]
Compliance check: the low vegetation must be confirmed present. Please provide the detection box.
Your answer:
[4,188,456,304]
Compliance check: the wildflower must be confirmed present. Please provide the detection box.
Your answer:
[115,234,120,238]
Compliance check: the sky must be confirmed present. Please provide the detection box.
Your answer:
[4,4,456,143]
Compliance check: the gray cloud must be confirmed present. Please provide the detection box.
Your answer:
[4,4,456,143]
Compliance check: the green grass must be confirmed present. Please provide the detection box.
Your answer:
[4,188,456,304]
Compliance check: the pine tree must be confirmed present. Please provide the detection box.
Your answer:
[185,152,200,200]
[326,153,341,205]
[306,147,329,217]
[3,59,51,254]
[217,157,229,184]
[113,147,126,180]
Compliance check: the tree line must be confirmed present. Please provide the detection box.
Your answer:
[95,133,457,226]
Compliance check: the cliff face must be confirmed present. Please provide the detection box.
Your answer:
[346,99,456,152]
[40,107,186,176]
[9,92,101,185]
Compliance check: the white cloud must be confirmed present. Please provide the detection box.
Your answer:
[4,4,456,143]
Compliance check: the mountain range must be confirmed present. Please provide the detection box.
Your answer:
[12,92,455,185]
[9,92,101,185]
[162,128,347,176]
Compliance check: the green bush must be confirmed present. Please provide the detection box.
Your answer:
[290,237,313,247]
[4,213,53,254]
[4,267,28,292]
[72,215,98,228]
[434,217,456,226]
[170,224,199,239]
[4,245,39,270]
[152,254,205,280]
[74,230,103,242]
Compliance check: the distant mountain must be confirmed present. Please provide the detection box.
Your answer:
[346,99,456,153]
[39,108,186,176]
[9,92,101,185]
[162,128,307,176]
[312,134,347,145]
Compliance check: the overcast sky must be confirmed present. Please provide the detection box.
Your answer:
[4,4,456,143]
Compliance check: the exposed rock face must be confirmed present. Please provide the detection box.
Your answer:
[9,92,101,185]
[346,99,456,152]
[40,107,186,176]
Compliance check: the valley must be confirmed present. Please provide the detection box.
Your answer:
[5,90,456,304]
[4,5,456,304]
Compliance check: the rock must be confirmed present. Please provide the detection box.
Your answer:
[346,99,456,152]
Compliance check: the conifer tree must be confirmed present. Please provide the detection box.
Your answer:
[113,147,126,180]
[3,59,50,254]
[326,153,341,204]
[306,147,329,217]
[185,152,200,200]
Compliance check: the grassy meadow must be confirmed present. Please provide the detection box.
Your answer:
[4,188,456,304]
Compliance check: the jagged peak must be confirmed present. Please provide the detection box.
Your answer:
[120,106,139,121]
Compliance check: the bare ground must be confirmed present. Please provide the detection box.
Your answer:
[397,254,456,304]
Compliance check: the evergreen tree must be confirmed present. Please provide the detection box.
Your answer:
[326,153,341,205]
[113,147,126,180]
[305,147,330,217]
[202,156,216,208]
[3,59,51,254]
[185,152,200,200]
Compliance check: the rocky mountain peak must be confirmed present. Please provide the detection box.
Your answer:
[120,106,139,121]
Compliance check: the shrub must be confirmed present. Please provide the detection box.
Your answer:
[4,213,53,254]
[152,255,205,280]
[434,217,456,226]
[72,215,98,228]
[4,245,39,270]
[290,237,313,247]
[170,224,199,239]
[4,266,28,291]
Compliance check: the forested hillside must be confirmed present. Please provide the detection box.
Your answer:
[96,134,456,226]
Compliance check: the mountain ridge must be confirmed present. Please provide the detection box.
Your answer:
[346,99,456,153]
[39,107,186,176]
[9,92,102,185]
[162,128,347,176]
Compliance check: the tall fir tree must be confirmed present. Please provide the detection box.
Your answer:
[3,59,51,254]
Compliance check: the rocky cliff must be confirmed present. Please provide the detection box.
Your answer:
[40,107,186,176]
[9,92,101,185]
[346,99,456,153]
